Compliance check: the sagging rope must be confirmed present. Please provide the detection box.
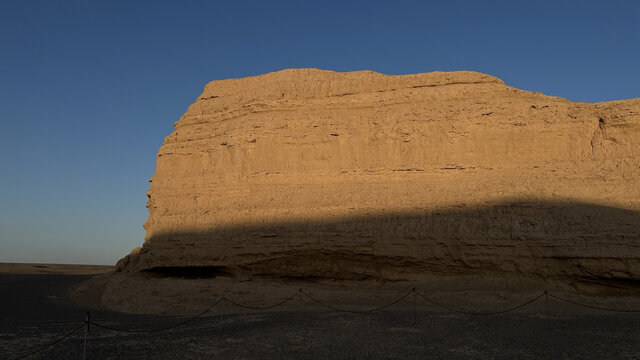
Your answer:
[88,291,302,333]
[547,292,640,313]
[413,289,547,315]
[300,288,415,313]
[10,323,84,360]
[222,290,301,310]
[89,297,225,333]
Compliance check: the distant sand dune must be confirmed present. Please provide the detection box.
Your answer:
[0,262,113,275]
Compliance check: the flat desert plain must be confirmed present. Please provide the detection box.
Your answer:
[1,263,640,359]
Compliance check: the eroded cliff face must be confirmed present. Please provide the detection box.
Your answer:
[116,69,640,283]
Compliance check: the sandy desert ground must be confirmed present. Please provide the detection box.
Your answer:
[1,263,640,359]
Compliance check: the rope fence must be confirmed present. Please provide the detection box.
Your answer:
[11,324,84,360]
[413,289,548,316]
[299,288,415,313]
[87,297,226,333]
[547,292,640,313]
[8,288,640,360]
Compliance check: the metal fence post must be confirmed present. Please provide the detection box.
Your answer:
[82,311,90,360]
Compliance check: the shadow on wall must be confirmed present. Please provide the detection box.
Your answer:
[123,199,640,284]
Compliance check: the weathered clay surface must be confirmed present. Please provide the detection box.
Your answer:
[116,69,640,283]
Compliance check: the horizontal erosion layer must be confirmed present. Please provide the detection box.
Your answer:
[124,200,640,283]
[197,69,505,103]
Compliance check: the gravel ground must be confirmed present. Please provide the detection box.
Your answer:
[1,274,640,359]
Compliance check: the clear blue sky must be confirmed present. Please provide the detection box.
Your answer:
[1,1,638,265]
